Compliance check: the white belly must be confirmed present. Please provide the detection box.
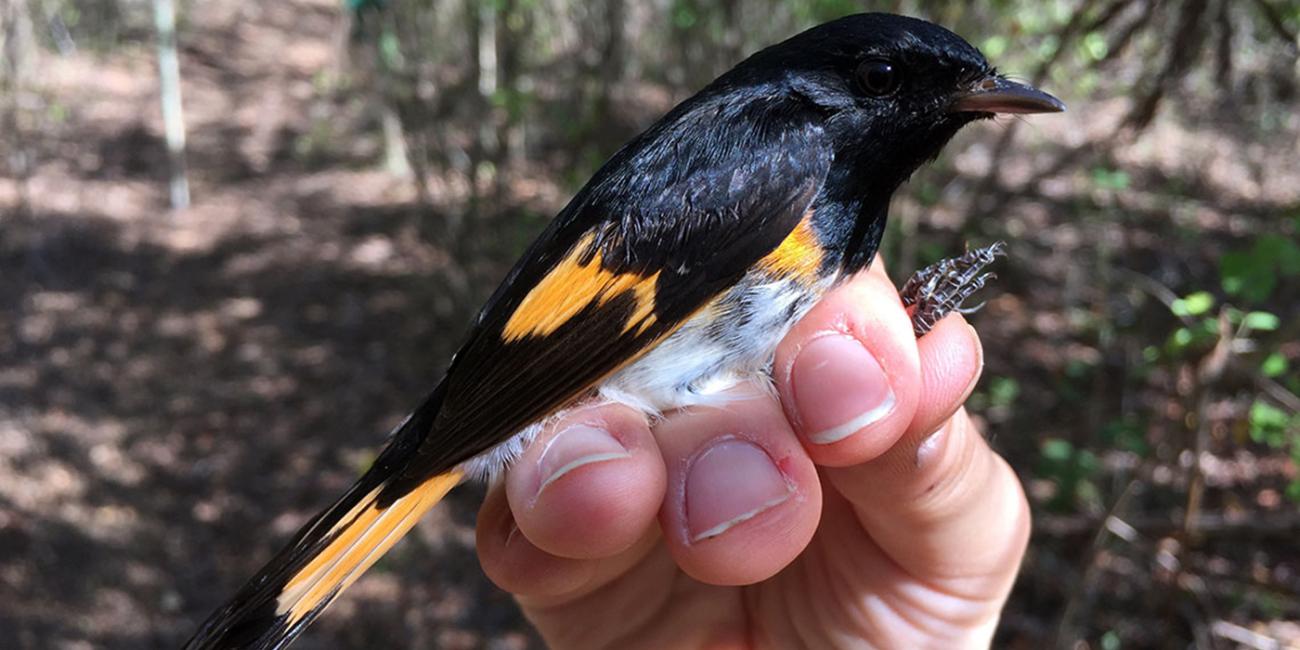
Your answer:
[459,272,837,480]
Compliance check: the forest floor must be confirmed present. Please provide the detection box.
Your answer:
[2,1,1298,648]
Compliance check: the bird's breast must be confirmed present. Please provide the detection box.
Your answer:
[599,265,838,413]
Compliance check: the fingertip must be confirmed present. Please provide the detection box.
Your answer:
[654,390,821,586]
[476,483,595,598]
[775,271,921,467]
[910,314,983,439]
[505,403,665,560]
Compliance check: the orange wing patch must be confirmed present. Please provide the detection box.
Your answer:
[502,233,661,341]
[277,470,463,624]
[758,210,821,281]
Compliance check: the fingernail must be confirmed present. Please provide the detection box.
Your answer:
[504,521,522,548]
[537,425,630,495]
[685,439,793,542]
[791,334,896,444]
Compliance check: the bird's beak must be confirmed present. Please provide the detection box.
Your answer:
[949,75,1065,115]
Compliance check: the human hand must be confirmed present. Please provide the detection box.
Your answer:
[476,261,1030,648]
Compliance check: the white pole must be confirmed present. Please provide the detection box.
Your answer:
[154,0,190,210]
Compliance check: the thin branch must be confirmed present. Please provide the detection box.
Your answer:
[1257,376,1300,413]
[1124,0,1210,133]
[1250,0,1300,56]
[1037,510,1300,537]
[1210,620,1284,650]
[1116,268,1198,328]
[1101,0,1161,66]
[1054,479,1141,647]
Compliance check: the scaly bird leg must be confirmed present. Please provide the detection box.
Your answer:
[900,242,1006,337]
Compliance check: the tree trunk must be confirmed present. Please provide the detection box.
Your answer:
[153,0,190,210]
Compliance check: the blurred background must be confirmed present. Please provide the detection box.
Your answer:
[2,0,1298,647]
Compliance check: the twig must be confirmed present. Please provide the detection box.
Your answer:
[965,0,1101,220]
[1054,479,1141,648]
[1124,0,1210,133]
[1249,0,1300,56]
[1185,309,1235,536]
[1101,0,1161,66]
[1257,376,1300,414]
[1037,511,1300,537]
[1116,268,1197,328]
[1210,620,1283,650]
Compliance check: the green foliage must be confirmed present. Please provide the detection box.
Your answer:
[671,2,698,29]
[1038,437,1101,512]
[379,31,404,69]
[1219,234,1300,303]
[987,376,1021,409]
[1247,400,1300,503]
[1260,352,1288,378]
[1242,311,1281,332]
[1102,415,1149,456]
[1080,32,1108,61]
[914,178,942,207]
[1163,294,1220,357]
[791,0,861,23]
[1090,166,1131,191]
[1248,400,1297,448]
[1170,291,1214,317]
[1100,630,1122,650]
[491,86,534,122]
[981,35,1008,59]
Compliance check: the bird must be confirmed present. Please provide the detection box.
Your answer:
[187,13,1063,649]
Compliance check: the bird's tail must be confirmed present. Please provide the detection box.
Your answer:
[186,388,462,650]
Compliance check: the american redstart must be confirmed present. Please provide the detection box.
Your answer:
[187,13,1062,649]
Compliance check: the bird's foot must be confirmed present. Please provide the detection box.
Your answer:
[900,242,1007,337]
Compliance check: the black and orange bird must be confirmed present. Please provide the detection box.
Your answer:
[188,13,1062,649]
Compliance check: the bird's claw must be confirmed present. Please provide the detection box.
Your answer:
[900,242,1006,337]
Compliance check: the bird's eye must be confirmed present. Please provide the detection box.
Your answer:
[856,59,901,97]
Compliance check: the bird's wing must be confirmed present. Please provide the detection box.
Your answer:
[390,95,834,490]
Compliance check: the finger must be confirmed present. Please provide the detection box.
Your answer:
[655,384,821,586]
[821,312,982,504]
[909,314,983,443]
[503,403,666,560]
[824,313,982,505]
[476,480,661,605]
[773,268,922,467]
[833,409,1030,600]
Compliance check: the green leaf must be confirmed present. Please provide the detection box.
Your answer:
[379,31,403,69]
[1221,234,1300,302]
[989,376,1020,408]
[1249,400,1292,447]
[1259,235,1300,276]
[1100,630,1121,650]
[982,36,1008,59]
[1082,32,1108,60]
[1261,353,1289,378]
[672,4,697,29]
[1102,416,1149,455]
[1172,291,1215,317]
[1042,438,1074,461]
[1090,167,1130,191]
[1285,481,1300,504]
[1244,311,1281,331]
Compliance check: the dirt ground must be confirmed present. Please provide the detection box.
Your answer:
[2,1,1298,648]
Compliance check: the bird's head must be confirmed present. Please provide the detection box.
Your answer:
[725,13,1063,191]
